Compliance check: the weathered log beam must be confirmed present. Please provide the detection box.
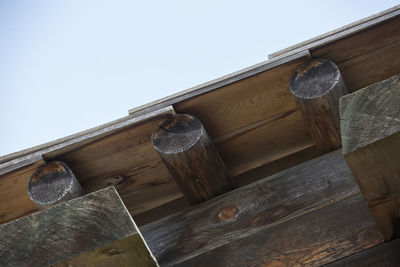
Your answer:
[28,161,83,209]
[141,149,383,266]
[0,187,158,267]
[325,237,400,267]
[340,74,400,241]
[152,114,233,204]
[290,58,347,151]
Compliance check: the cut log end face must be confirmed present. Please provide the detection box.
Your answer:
[152,114,203,154]
[290,59,341,99]
[28,161,83,209]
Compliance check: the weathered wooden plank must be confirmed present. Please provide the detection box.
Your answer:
[141,149,368,266]
[0,160,45,224]
[324,238,400,267]
[269,5,400,59]
[340,74,400,240]
[54,235,158,267]
[174,195,383,267]
[337,40,400,93]
[174,54,309,139]
[290,59,347,151]
[152,114,233,204]
[216,109,313,176]
[311,15,400,64]
[0,186,157,266]
[129,50,310,116]
[0,106,175,174]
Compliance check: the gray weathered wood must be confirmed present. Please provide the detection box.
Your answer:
[0,186,158,267]
[340,74,400,240]
[290,59,347,151]
[174,195,382,267]
[324,238,400,267]
[28,161,83,209]
[152,114,233,204]
[141,149,382,266]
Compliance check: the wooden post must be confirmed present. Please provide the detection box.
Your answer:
[290,58,347,151]
[0,187,158,266]
[152,114,233,204]
[340,74,400,240]
[28,161,83,209]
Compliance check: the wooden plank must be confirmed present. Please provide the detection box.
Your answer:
[54,235,158,267]
[174,55,309,139]
[0,106,175,175]
[173,195,383,267]
[0,160,45,224]
[128,50,310,116]
[336,40,400,93]
[216,109,313,176]
[324,238,400,267]
[340,74,400,240]
[311,15,400,64]
[0,186,158,267]
[268,5,400,59]
[141,149,370,266]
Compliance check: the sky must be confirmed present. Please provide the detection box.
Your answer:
[0,0,398,156]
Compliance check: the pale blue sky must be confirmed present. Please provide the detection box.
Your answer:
[0,1,398,156]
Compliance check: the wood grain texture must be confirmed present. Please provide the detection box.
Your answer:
[325,238,400,267]
[152,114,233,204]
[290,59,347,151]
[28,161,83,209]
[269,5,400,59]
[0,106,175,173]
[340,74,400,240]
[0,160,44,224]
[216,109,313,176]
[174,195,383,267]
[0,186,157,267]
[54,235,158,267]
[141,149,367,266]
[51,119,182,217]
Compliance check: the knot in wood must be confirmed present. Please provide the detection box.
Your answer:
[218,206,238,222]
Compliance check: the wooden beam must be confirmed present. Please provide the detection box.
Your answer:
[141,149,383,266]
[0,187,157,266]
[340,74,400,241]
[290,59,347,151]
[152,114,233,204]
[171,195,382,267]
[325,238,400,267]
[28,161,83,209]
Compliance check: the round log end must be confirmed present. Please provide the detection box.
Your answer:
[152,114,203,154]
[290,59,342,99]
[28,161,83,209]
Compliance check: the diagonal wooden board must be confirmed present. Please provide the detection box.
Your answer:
[141,149,383,266]
[0,186,158,267]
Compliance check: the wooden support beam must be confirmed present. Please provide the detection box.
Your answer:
[28,161,83,209]
[152,114,233,204]
[290,58,347,151]
[325,237,400,267]
[340,74,400,241]
[0,187,158,266]
[141,149,383,266]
